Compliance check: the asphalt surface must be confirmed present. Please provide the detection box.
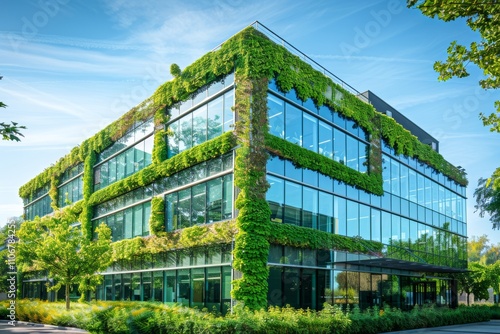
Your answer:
[381,320,500,334]
[0,320,499,333]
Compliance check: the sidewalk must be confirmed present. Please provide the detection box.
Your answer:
[0,320,89,333]
[381,320,500,333]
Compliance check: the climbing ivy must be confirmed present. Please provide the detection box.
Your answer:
[232,76,271,310]
[268,222,383,254]
[265,134,383,196]
[149,196,165,236]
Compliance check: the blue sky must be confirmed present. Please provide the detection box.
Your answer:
[1,0,499,242]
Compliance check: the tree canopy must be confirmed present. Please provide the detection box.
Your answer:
[0,76,25,141]
[17,208,112,310]
[408,0,500,189]
[474,177,500,230]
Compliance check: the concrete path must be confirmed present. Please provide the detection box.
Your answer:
[0,321,88,333]
[382,320,500,334]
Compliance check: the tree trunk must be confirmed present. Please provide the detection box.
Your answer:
[466,292,470,306]
[65,283,70,310]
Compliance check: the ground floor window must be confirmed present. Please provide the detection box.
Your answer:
[96,266,232,314]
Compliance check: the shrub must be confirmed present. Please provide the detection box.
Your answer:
[1,299,498,334]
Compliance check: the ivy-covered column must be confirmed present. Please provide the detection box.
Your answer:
[232,74,271,310]
[80,150,96,240]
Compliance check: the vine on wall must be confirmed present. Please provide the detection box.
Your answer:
[232,75,272,310]
[149,196,165,236]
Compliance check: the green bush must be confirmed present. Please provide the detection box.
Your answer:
[0,300,497,334]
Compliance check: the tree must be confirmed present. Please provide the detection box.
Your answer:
[407,1,500,189]
[17,208,112,310]
[474,177,500,230]
[486,262,500,304]
[456,262,490,305]
[468,234,490,262]
[0,76,26,141]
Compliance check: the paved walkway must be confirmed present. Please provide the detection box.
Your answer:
[381,320,500,334]
[0,321,88,333]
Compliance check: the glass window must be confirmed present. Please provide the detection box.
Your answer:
[284,268,300,308]
[302,187,318,229]
[358,141,367,173]
[334,196,346,236]
[206,267,221,307]
[284,181,302,226]
[409,169,417,203]
[133,205,143,237]
[303,113,318,153]
[168,120,179,158]
[303,169,318,187]
[346,136,359,172]
[346,200,359,237]
[390,159,400,196]
[333,128,346,165]
[179,113,192,152]
[144,135,153,167]
[207,97,223,140]
[223,90,234,133]
[391,214,401,243]
[333,112,346,129]
[267,175,284,223]
[318,192,333,233]
[285,104,302,146]
[381,211,391,245]
[115,212,124,241]
[134,141,145,173]
[268,267,283,307]
[223,175,233,220]
[166,193,178,231]
[268,95,285,138]
[192,184,206,225]
[124,208,133,238]
[192,106,207,147]
[178,189,191,229]
[143,202,151,236]
[318,173,333,192]
[319,121,333,159]
[267,156,284,175]
[359,204,370,240]
[285,159,302,181]
[177,269,190,306]
[319,105,332,122]
[401,218,410,242]
[417,173,425,206]
[207,179,222,223]
[400,165,409,200]
[371,209,381,242]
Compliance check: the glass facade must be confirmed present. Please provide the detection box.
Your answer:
[95,246,233,314]
[264,81,467,311]
[167,73,234,158]
[268,81,368,173]
[94,118,154,191]
[57,163,84,208]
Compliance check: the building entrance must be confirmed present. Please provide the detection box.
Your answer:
[412,281,437,306]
